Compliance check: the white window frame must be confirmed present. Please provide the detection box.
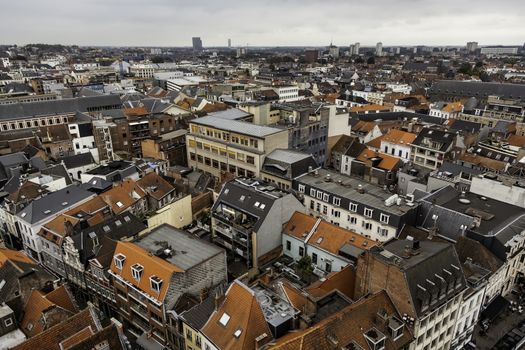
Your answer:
[310,188,316,197]
[364,208,373,218]
[380,213,390,224]
[333,197,341,206]
[150,276,162,293]
[323,193,329,202]
[316,190,323,199]
[131,264,143,281]
[114,254,126,270]
[349,203,358,212]
[298,184,305,193]
[4,318,13,327]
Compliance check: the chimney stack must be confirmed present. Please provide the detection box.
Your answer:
[214,288,225,311]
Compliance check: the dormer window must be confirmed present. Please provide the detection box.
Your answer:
[150,275,163,293]
[364,328,386,350]
[219,312,230,326]
[388,316,404,340]
[131,263,143,281]
[234,328,242,338]
[114,253,126,270]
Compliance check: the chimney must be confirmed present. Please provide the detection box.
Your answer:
[214,288,225,311]
[403,245,412,258]
[200,288,209,303]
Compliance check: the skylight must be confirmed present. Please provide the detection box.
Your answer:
[219,313,230,326]
[116,201,124,208]
[234,329,242,338]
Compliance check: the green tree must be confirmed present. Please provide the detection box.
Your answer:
[297,255,314,274]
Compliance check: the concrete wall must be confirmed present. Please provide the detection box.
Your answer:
[146,195,192,231]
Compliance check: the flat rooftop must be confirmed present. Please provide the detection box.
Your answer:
[136,224,224,270]
[191,115,284,138]
[297,168,414,215]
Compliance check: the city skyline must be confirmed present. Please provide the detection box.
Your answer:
[1,0,524,47]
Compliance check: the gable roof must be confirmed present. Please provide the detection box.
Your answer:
[136,171,175,200]
[16,185,95,224]
[268,291,412,350]
[20,289,73,337]
[100,179,146,214]
[202,281,272,350]
[284,212,377,257]
[356,148,402,171]
[13,307,100,350]
[380,129,418,146]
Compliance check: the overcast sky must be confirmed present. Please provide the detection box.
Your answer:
[1,0,524,47]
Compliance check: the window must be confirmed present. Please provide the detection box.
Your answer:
[349,203,358,212]
[186,328,193,341]
[316,191,323,199]
[364,208,373,218]
[4,317,13,327]
[219,313,230,326]
[310,188,316,197]
[299,246,304,257]
[365,222,373,230]
[150,276,163,293]
[323,193,329,202]
[286,240,291,251]
[234,329,242,338]
[131,263,143,281]
[325,262,332,273]
[333,197,341,206]
[114,254,126,270]
[298,184,305,193]
[380,214,390,224]
[312,253,318,264]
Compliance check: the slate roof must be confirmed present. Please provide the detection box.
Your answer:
[16,185,94,224]
[59,153,95,169]
[429,80,525,101]
[180,294,216,331]
[447,119,482,133]
[372,239,466,317]
[261,149,318,180]
[411,128,456,152]
[41,164,73,184]
[212,178,288,231]
[72,213,146,265]
[0,95,122,120]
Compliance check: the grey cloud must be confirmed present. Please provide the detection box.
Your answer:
[0,0,523,46]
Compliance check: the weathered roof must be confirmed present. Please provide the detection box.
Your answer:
[202,281,273,350]
[17,185,95,224]
[191,116,284,138]
[0,95,122,120]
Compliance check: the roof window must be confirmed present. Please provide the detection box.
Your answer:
[219,313,231,326]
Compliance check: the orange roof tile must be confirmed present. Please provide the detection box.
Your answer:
[110,241,182,302]
[45,286,78,314]
[366,134,385,149]
[442,102,463,113]
[65,196,109,218]
[202,281,272,350]
[350,104,392,113]
[380,129,417,146]
[306,265,356,300]
[284,212,377,256]
[459,153,507,171]
[20,290,61,337]
[13,308,99,350]
[508,134,525,147]
[137,172,175,201]
[100,179,146,214]
[58,326,94,350]
[356,148,401,171]
[268,291,413,350]
[0,248,35,268]
[280,281,308,312]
